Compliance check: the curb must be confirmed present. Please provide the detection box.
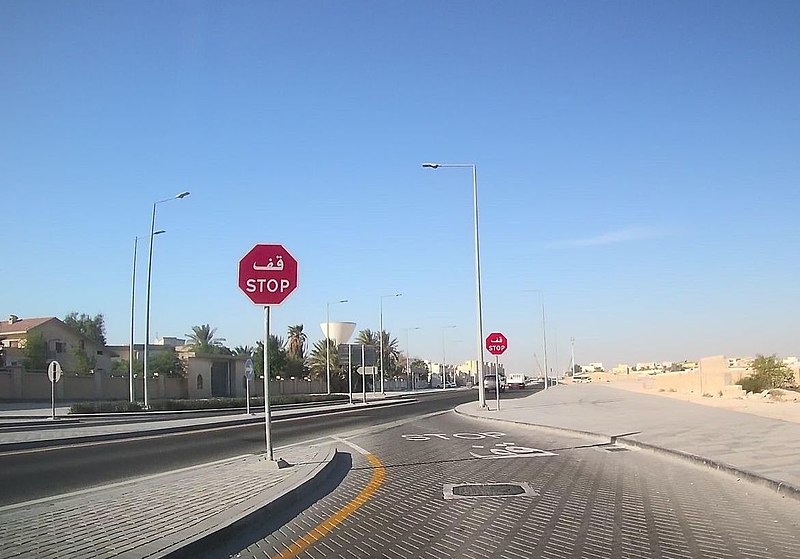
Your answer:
[454,404,800,503]
[0,399,414,452]
[151,445,340,559]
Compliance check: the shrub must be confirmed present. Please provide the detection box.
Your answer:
[736,354,795,393]
[70,401,143,413]
[70,393,348,414]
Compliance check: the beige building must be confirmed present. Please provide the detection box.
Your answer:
[0,315,113,374]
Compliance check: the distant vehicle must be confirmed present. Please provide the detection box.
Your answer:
[573,375,591,383]
[445,381,457,389]
[507,373,526,389]
[483,374,506,393]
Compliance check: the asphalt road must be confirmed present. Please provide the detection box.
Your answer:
[0,390,487,505]
[201,404,800,559]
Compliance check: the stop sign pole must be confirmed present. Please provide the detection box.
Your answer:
[238,244,299,462]
[486,332,508,411]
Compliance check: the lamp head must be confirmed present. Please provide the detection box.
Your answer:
[422,163,440,169]
[176,191,190,199]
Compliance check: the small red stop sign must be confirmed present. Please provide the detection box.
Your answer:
[485,332,508,356]
[238,244,299,305]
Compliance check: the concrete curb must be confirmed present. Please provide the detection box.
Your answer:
[149,445,340,559]
[454,404,800,503]
[0,399,414,452]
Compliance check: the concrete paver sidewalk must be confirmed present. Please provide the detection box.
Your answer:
[0,443,337,559]
[457,384,800,498]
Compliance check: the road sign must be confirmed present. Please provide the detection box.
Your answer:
[244,358,254,381]
[485,332,508,356]
[47,360,62,383]
[238,244,299,305]
[338,344,377,366]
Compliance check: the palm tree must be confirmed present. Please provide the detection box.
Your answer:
[307,338,339,378]
[286,325,307,360]
[233,345,254,357]
[186,324,225,352]
[355,329,379,346]
[378,329,400,375]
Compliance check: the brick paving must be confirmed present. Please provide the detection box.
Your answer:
[0,444,332,559]
[456,384,800,494]
[210,412,800,559]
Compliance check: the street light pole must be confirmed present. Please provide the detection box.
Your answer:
[405,327,420,391]
[143,191,189,409]
[379,293,401,395]
[524,289,549,389]
[441,325,456,389]
[130,232,162,403]
[570,336,576,378]
[423,162,486,408]
[326,299,348,395]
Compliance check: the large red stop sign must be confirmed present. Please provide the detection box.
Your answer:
[485,332,508,356]
[238,244,299,305]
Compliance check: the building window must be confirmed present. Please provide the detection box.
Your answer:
[55,342,67,354]
[197,374,203,390]
[96,350,103,356]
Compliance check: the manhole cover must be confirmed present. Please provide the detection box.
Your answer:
[443,482,538,500]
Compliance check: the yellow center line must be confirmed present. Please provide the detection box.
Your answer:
[272,452,386,559]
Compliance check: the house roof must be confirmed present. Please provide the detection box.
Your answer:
[0,317,56,336]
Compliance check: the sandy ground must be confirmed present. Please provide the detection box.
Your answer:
[596,381,800,424]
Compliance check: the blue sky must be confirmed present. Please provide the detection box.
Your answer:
[3,1,799,374]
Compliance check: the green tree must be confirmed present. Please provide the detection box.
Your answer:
[307,339,338,376]
[286,325,307,360]
[112,358,143,377]
[22,331,48,370]
[253,335,287,379]
[411,358,430,373]
[377,330,401,375]
[70,346,96,375]
[186,324,230,354]
[63,312,107,345]
[149,351,185,378]
[738,354,796,392]
[355,329,379,346]
[233,345,254,357]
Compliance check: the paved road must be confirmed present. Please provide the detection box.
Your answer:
[0,390,481,505]
[201,407,800,559]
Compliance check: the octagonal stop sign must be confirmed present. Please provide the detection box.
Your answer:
[485,332,508,356]
[238,244,299,305]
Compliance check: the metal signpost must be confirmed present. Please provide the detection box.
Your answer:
[238,244,299,462]
[486,332,508,411]
[244,358,254,415]
[47,360,62,420]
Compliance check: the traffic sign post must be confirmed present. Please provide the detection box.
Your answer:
[485,333,508,411]
[238,244,299,463]
[47,360,62,420]
[244,358,254,415]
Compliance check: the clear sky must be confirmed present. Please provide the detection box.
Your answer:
[3,1,799,374]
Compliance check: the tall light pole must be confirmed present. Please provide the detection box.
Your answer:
[379,293,401,395]
[130,231,163,403]
[143,191,190,409]
[441,325,456,389]
[423,162,486,408]
[525,289,549,390]
[326,299,348,394]
[404,327,420,391]
[570,336,576,378]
